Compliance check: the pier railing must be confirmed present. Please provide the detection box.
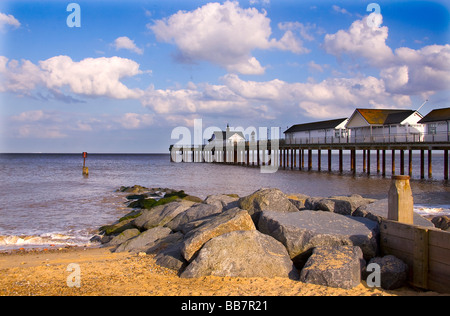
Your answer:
[285,132,450,145]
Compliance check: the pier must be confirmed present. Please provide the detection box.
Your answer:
[169,136,450,180]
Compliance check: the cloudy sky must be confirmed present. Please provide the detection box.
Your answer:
[0,0,449,153]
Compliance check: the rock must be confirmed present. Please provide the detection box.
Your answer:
[431,216,450,231]
[353,199,434,227]
[165,203,222,232]
[305,194,375,215]
[126,194,149,200]
[99,217,138,236]
[114,226,172,253]
[287,194,309,210]
[154,240,188,273]
[133,201,195,230]
[181,207,256,261]
[300,246,366,289]
[146,232,184,254]
[203,194,239,210]
[180,230,299,279]
[238,188,298,223]
[366,255,408,290]
[258,210,379,267]
[119,185,149,194]
[183,195,204,203]
[105,228,141,246]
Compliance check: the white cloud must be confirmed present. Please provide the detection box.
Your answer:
[324,14,450,97]
[332,5,351,16]
[116,113,154,129]
[0,56,144,99]
[308,61,325,73]
[11,110,46,122]
[222,74,409,119]
[381,45,450,96]
[113,36,144,55]
[278,22,316,42]
[149,1,307,75]
[9,110,67,139]
[140,73,413,122]
[0,12,20,30]
[323,13,394,67]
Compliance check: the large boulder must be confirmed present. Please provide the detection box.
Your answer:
[300,246,365,289]
[353,199,434,227]
[146,232,184,254]
[287,193,310,210]
[203,194,239,210]
[238,188,298,223]
[154,241,188,273]
[431,216,450,231]
[165,203,222,231]
[114,226,172,253]
[305,194,376,215]
[180,230,299,279]
[258,210,379,267]
[181,207,256,261]
[366,255,408,290]
[105,228,140,247]
[133,201,195,230]
[150,232,187,273]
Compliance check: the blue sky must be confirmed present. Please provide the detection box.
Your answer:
[0,0,449,153]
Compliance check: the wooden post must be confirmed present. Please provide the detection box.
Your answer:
[308,149,312,171]
[377,150,380,174]
[400,150,405,175]
[388,175,414,225]
[428,150,432,179]
[291,147,295,169]
[286,148,290,169]
[363,150,367,173]
[392,149,396,175]
[409,150,413,177]
[301,149,305,170]
[293,148,297,169]
[328,149,332,172]
[82,152,89,176]
[367,149,371,175]
[445,150,449,180]
[420,149,425,179]
[317,150,321,171]
[339,149,343,173]
[351,149,356,174]
[382,150,386,177]
[257,143,260,167]
[247,146,250,166]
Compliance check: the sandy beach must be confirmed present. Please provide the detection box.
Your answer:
[0,246,446,297]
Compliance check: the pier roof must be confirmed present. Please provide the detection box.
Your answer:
[418,107,450,123]
[284,118,348,134]
[346,109,421,128]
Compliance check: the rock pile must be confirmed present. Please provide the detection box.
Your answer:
[93,186,425,290]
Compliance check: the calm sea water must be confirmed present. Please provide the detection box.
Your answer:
[0,153,449,250]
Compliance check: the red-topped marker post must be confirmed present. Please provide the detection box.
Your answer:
[82,152,89,176]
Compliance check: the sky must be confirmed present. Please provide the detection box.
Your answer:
[0,0,449,153]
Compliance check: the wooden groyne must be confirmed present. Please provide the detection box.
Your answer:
[169,140,450,180]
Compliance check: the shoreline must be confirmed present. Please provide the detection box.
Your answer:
[0,246,446,296]
[2,186,449,297]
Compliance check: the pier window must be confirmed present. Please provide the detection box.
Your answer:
[429,123,437,135]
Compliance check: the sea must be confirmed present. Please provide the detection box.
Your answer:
[0,153,449,250]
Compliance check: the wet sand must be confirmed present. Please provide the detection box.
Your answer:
[0,246,446,296]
